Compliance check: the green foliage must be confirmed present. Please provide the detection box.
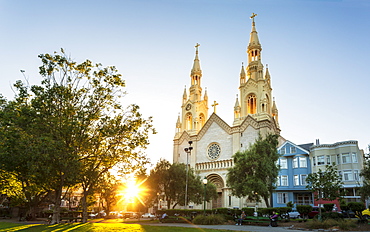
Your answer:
[0,49,155,223]
[227,134,280,207]
[339,199,349,211]
[360,156,370,199]
[318,212,344,220]
[241,207,255,216]
[148,159,218,209]
[306,218,356,230]
[286,201,294,208]
[306,164,343,202]
[323,203,334,212]
[192,214,225,225]
[348,202,366,219]
[296,205,312,218]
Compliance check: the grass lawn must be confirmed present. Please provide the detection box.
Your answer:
[0,222,242,232]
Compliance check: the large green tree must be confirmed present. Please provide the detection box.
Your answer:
[147,159,217,209]
[360,144,370,203]
[226,134,280,207]
[306,164,343,220]
[0,49,154,223]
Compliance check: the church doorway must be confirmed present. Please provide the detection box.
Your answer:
[207,174,224,209]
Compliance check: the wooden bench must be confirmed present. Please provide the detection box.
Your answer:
[60,217,83,223]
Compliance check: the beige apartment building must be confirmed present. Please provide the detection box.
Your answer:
[310,140,364,204]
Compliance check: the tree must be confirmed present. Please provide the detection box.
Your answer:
[306,164,343,220]
[226,134,280,207]
[0,49,155,223]
[147,159,217,209]
[360,144,370,202]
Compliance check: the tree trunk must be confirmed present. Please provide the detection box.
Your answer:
[264,195,270,208]
[81,191,89,223]
[51,189,62,224]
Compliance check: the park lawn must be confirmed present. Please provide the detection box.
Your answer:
[0,222,242,232]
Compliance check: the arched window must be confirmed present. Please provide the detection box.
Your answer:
[247,94,256,114]
[199,113,205,128]
[185,113,192,130]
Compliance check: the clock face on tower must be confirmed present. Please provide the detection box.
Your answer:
[186,104,192,111]
[207,143,221,160]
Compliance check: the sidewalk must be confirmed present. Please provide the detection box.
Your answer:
[143,222,303,232]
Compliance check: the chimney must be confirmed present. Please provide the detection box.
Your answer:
[316,139,320,145]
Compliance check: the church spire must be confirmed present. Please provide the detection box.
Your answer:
[189,43,203,102]
[191,43,202,86]
[249,13,261,49]
[240,62,246,84]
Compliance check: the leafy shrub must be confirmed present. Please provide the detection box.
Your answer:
[319,212,344,220]
[192,214,225,225]
[337,219,356,230]
[241,207,255,216]
[213,208,229,215]
[306,219,335,229]
[297,205,312,218]
[323,203,334,212]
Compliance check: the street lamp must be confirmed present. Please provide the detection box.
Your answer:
[184,141,193,210]
[203,177,208,215]
[255,192,258,219]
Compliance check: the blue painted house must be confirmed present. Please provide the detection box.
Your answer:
[272,141,314,208]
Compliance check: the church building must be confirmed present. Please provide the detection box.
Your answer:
[173,15,282,209]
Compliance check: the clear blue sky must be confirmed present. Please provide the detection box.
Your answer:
[1,0,369,167]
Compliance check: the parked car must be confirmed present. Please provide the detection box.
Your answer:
[288,210,300,219]
[141,213,155,218]
[362,209,370,219]
[340,210,356,218]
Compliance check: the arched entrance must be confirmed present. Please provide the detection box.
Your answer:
[206,173,224,209]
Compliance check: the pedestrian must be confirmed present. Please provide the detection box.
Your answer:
[269,211,278,227]
[236,211,246,225]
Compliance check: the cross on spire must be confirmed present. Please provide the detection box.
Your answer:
[212,100,219,114]
[250,13,257,24]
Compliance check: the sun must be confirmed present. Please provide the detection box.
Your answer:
[120,178,147,205]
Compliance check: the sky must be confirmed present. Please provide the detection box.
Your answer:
[0,0,369,169]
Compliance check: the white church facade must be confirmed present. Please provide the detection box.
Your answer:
[173,15,283,209]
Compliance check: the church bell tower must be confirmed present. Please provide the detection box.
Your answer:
[234,13,279,128]
[175,43,209,137]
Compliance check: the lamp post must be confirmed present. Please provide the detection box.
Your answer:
[255,192,258,219]
[203,177,208,215]
[184,141,193,210]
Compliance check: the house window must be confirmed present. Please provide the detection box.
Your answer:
[317,155,325,165]
[291,147,296,153]
[280,158,287,169]
[301,174,307,185]
[354,170,359,181]
[313,157,316,166]
[294,175,299,186]
[338,171,342,180]
[293,157,298,168]
[276,176,281,186]
[352,153,358,163]
[343,170,353,181]
[280,148,286,155]
[299,157,307,168]
[337,154,341,164]
[277,193,289,204]
[326,155,331,164]
[281,175,288,186]
[342,153,351,164]
[229,196,232,206]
